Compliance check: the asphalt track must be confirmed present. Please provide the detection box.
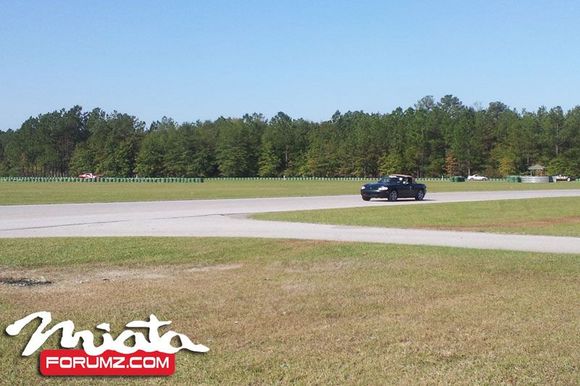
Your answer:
[1,190,579,254]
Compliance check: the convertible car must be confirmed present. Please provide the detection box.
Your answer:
[360,174,427,201]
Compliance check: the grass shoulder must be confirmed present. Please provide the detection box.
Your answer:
[254,197,580,237]
[0,179,579,205]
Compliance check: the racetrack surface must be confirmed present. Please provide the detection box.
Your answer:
[1,189,580,254]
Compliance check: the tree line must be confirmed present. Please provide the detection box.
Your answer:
[1,96,579,178]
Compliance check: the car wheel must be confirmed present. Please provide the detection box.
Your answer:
[362,196,371,201]
[388,190,398,201]
[415,189,425,201]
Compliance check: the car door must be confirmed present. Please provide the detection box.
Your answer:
[407,178,417,197]
[398,178,412,198]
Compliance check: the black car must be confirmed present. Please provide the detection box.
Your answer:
[360,174,427,201]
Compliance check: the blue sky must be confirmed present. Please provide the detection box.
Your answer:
[1,0,579,130]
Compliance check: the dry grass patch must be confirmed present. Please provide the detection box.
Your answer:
[0,238,578,384]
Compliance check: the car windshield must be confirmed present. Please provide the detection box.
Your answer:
[378,177,400,184]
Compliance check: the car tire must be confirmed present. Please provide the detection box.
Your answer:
[388,190,398,201]
[362,196,371,201]
[415,189,425,201]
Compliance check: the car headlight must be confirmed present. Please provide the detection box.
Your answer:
[361,185,366,189]
[378,186,389,191]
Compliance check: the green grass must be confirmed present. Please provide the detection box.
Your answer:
[0,179,578,205]
[255,197,580,237]
[0,237,282,268]
[0,238,579,384]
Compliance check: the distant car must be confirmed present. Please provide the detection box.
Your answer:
[78,173,98,179]
[360,174,427,202]
[553,175,574,182]
[467,174,488,181]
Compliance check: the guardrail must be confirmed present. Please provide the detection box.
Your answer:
[204,177,369,181]
[520,176,553,183]
[1,176,577,183]
[0,176,204,183]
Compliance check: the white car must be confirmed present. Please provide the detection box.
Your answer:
[467,174,488,181]
[78,173,98,179]
[553,175,573,182]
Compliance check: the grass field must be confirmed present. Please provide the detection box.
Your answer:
[0,238,578,384]
[255,197,580,237]
[0,179,579,205]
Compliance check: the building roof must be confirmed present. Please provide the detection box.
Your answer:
[528,164,545,170]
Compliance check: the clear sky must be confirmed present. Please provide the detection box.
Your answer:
[1,0,579,130]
